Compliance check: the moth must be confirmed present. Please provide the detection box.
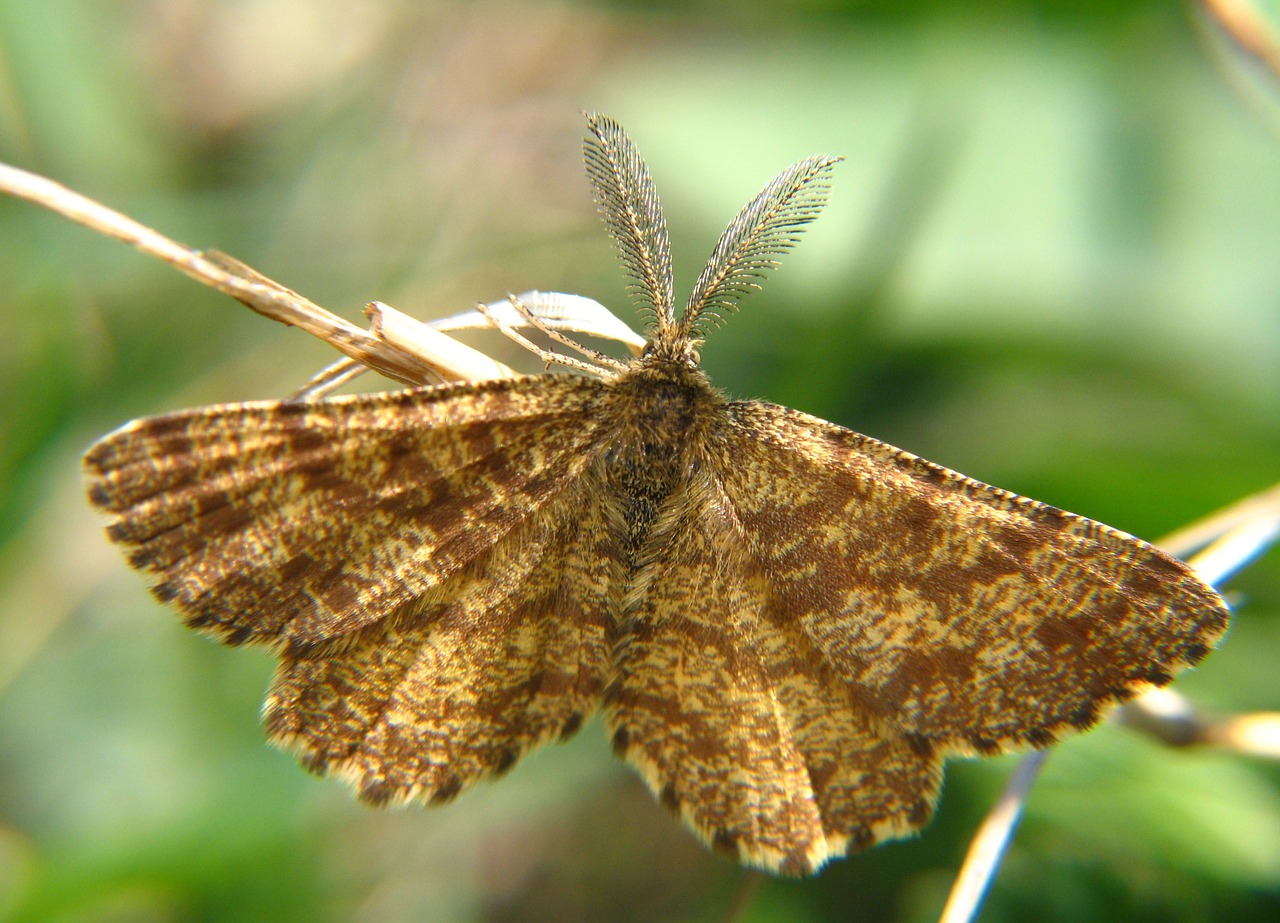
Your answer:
[84,113,1229,876]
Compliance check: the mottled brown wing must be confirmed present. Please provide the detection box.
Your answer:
[264,459,620,806]
[603,467,943,876]
[717,401,1230,758]
[83,375,610,648]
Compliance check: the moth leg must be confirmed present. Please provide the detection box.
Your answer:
[290,358,373,401]
[474,298,618,379]
[505,292,630,373]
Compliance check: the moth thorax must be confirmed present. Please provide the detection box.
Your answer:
[601,357,719,480]
[614,354,719,432]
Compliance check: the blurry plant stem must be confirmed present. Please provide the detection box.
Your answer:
[939,482,1280,923]
[0,161,504,387]
[1199,0,1280,79]
[0,159,653,391]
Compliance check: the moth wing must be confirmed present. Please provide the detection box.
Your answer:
[265,458,620,806]
[716,400,1230,757]
[604,468,942,876]
[84,376,610,648]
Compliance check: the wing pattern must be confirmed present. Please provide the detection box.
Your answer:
[265,467,621,805]
[718,402,1227,755]
[84,376,609,647]
[604,468,943,874]
[600,401,1226,873]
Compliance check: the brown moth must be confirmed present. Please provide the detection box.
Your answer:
[83,113,1229,876]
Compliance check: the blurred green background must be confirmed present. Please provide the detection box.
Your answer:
[1,1,1278,921]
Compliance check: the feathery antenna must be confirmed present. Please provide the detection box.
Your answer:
[582,113,676,338]
[680,154,841,341]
